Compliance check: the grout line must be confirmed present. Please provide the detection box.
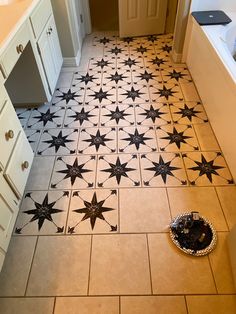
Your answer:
[86,235,93,296]
[52,297,56,314]
[207,254,219,295]
[146,234,154,295]
[214,187,230,231]
[119,295,121,314]
[165,187,173,220]
[184,295,189,314]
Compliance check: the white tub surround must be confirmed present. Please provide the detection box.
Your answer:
[185,12,236,181]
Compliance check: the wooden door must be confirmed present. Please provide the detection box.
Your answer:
[119,0,168,37]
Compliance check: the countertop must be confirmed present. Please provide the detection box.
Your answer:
[0,0,39,55]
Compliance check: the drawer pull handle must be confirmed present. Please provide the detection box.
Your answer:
[5,130,14,140]
[22,161,29,170]
[16,44,24,54]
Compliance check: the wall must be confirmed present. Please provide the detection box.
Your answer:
[190,0,236,12]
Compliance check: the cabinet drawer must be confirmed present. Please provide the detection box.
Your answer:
[4,131,34,198]
[0,100,22,170]
[30,0,52,39]
[1,21,30,76]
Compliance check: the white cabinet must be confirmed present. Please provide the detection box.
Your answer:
[37,15,63,93]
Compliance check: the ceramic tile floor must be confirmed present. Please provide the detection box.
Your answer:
[0,32,236,314]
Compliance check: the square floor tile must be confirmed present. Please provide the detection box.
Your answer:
[186,295,236,314]
[104,44,129,59]
[148,233,216,294]
[89,234,151,295]
[52,87,85,106]
[156,124,199,152]
[169,102,208,124]
[120,188,171,233]
[15,108,32,128]
[149,84,184,103]
[183,152,234,186]
[145,55,172,70]
[129,43,155,58]
[167,187,228,231]
[88,57,115,72]
[216,186,236,230]
[78,127,117,154]
[140,153,187,187]
[55,297,119,314]
[180,82,201,102]
[103,69,132,87]
[135,103,172,126]
[117,84,150,104]
[26,156,55,190]
[97,154,141,188]
[117,56,145,71]
[67,189,118,234]
[64,105,100,128]
[27,105,65,129]
[0,298,54,314]
[27,236,91,296]
[209,232,236,293]
[193,123,220,151]
[0,236,37,296]
[132,68,162,86]
[25,129,41,153]
[85,85,116,105]
[118,126,157,153]
[72,71,102,89]
[37,128,79,156]
[100,104,135,127]
[121,296,187,314]
[50,155,96,189]
[161,67,192,84]
[15,190,70,235]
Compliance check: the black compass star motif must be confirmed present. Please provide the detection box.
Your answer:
[23,194,63,231]
[34,109,60,127]
[58,158,92,186]
[166,69,187,82]
[68,107,96,126]
[123,37,134,44]
[136,46,148,54]
[107,71,127,84]
[145,155,180,183]
[94,58,111,69]
[73,192,115,230]
[42,130,74,153]
[83,130,113,151]
[189,154,224,183]
[105,106,130,124]
[122,86,144,101]
[156,85,176,100]
[176,104,201,122]
[91,87,113,103]
[151,57,166,67]
[109,46,123,55]
[147,35,158,42]
[102,157,135,184]
[123,128,152,150]
[121,57,138,68]
[137,70,156,83]
[57,89,78,104]
[76,72,96,85]
[99,37,110,45]
[140,105,164,123]
[161,44,172,53]
[161,127,192,149]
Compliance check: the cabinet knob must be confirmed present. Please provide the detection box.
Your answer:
[16,44,24,54]
[22,161,29,170]
[5,129,14,140]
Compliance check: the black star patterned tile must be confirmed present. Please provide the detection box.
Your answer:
[132,69,162,86]
[27,105,65,129]
[85,85,116,105]
[64,105,99,128]
[145,55,172,69]
[156,124,199,152]
[25,129,41,153]
[52,87,85,106]
[117,56,145,71]
[15,107,32,128]
[50,155,96,189]
[104,45,127,58]
[97,154,141,188]
[135,103,171,126]
[102,69,131,87]
[118,126,157,153]
[72,71,102,88]
[170,102,208,124]
[15,190,70,235]
[100,104,135,127]
[37,129,79,156]
[78,127,117,154]
[88,57,115,72]
[149,84,184,102]
[117,84,149,104]
[183,152,234,186]
[140,153,187,187]
[67,189,118,234]
[129,44,154,57]
[155,43,172,55]
[161,67,192,84]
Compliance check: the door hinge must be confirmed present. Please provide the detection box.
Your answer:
[80,14,83,23]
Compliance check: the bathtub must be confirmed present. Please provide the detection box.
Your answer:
[186,12,236,181]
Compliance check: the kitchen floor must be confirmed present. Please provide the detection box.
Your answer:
[0,32,236,314]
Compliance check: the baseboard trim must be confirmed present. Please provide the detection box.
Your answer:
[63,50,81,67]
[171,50,183,63]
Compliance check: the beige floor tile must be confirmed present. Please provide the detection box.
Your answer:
[121,296,187,314]
[216,186,236,230]
[27,236,91,296]
[167,187,228,231]
[148,233,216,294]
[0,297,54,314]
[26,156,55,190]
[89,234,151,295]
[120,188,171,233]
[180,82,201,102]
[186,295,236,314]
[0,236,37,296]
[209,232,236,293]
[55,297,119,314]
[193,123,220,151]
